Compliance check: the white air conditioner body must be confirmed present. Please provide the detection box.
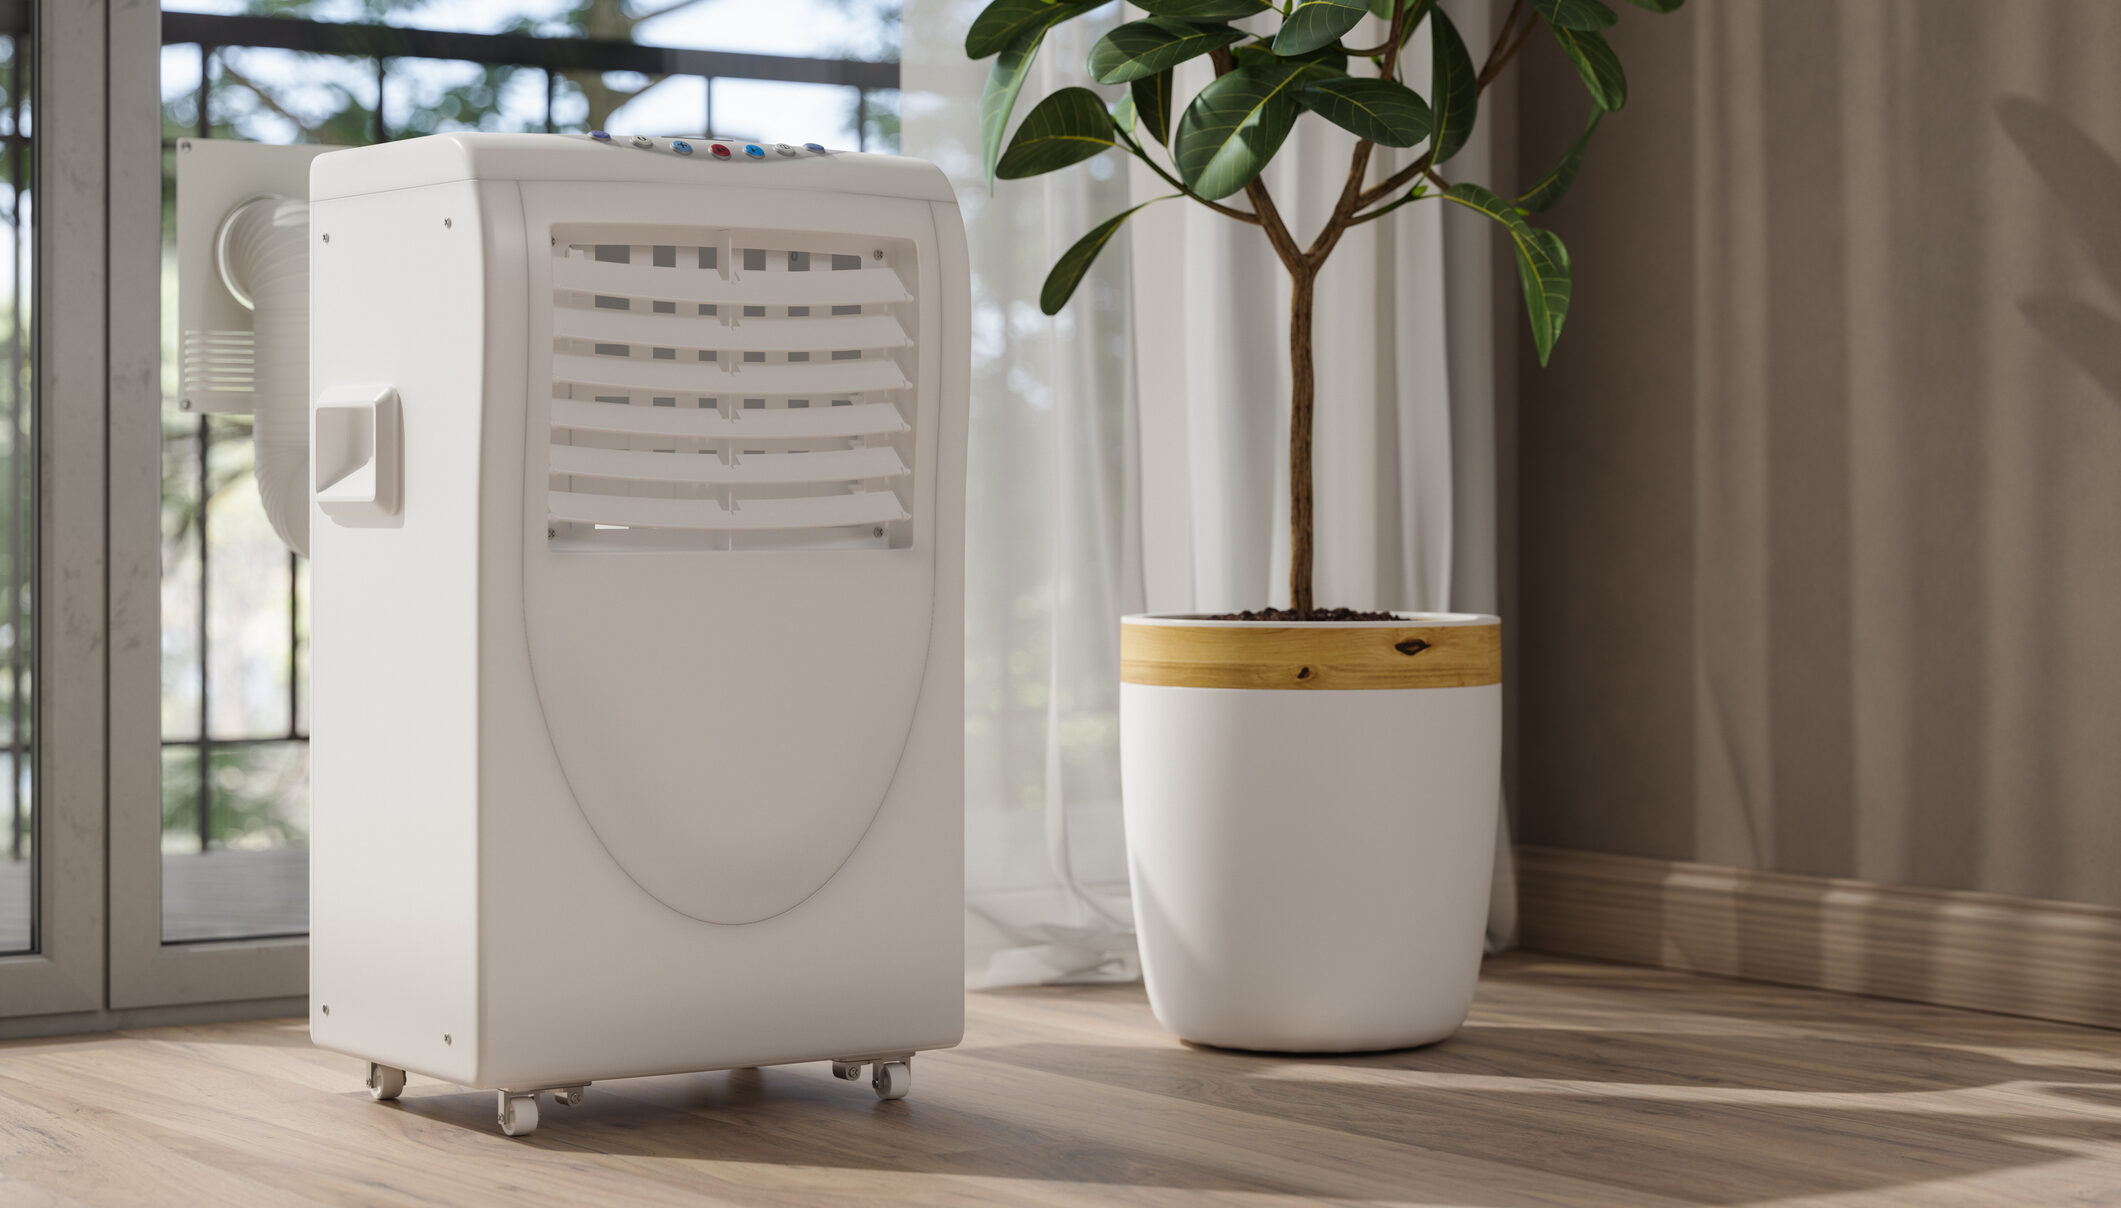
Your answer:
[304,134,967,1130]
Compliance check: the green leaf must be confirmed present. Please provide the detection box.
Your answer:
[1088,18,1247,85]
[1173,62,1308,200]
[1133,71,1176,146]
[967,0,1095,59]
[1516,107,1601,212]
[1042,196,1177,315]
[997,88,1117,179]
[980,4,1103,186]
[1531,0,1617,31]
[1133,0,1272,17]
[1273,0,1371,56]
[1442,183,1573,365]
[1623,0,1684,11]
[1300,76,1431,147]
[1428,6,1478,165]
[1552,24,1628,110]
[1112,89,1138,137]
[1370,0,1397,15]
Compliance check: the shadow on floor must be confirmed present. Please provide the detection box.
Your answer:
[384,1017,2121,1206]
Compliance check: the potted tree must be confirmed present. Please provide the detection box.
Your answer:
[970,0,1681,1051]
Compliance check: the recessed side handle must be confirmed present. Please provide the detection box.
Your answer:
[314,385,400,520]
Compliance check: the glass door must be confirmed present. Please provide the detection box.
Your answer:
[0,0,110,1024]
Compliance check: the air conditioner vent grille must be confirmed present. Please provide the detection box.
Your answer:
[548,229,918,552]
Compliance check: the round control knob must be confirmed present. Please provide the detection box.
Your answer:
[589,130,611,141]
[671,139,693,155]
[804,142,826,154]
[709,143,731,158]
[775,143,799,157]
[744,144,765,158]
[631,135,654,148]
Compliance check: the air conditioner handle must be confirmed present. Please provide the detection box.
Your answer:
[314,385,401,521]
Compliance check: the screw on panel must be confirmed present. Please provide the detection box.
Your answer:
[321,1004,330,1015]
[873,527,883,538]
[444,1034,453,1045]
[179,140,191,152]
[179,398,193,411]
[444,218,453,229]
[321,233,330,243]
[872,249,883,260]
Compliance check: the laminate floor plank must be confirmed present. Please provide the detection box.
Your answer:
[2,954,2118,1206]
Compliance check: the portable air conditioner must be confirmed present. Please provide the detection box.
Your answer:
[293,133,967,1136]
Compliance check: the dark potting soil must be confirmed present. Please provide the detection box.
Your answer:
[1206,607,1401,622]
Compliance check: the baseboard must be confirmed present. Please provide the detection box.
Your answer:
[1515,845,2121,1031]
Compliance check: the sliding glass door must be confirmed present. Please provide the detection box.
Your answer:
[0,0,111,1025]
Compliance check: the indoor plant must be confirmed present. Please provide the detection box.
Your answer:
[969,0,1682,1051]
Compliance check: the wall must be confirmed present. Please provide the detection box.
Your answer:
[1512,0,2121,908]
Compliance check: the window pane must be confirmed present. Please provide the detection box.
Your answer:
[0,27,34,957]
[158,41,346,943]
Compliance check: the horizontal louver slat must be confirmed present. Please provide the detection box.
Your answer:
[549,490,908,531]
[554,256,911,307]
[552,307,910,353]
[549,444,909,486]
[552,353,908,397]
[549,399,907,439]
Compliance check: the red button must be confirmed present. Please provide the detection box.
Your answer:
[709,143,731,158]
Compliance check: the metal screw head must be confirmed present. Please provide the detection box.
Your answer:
[320,1004,330,1015]
[179,140,191,152]
[443,218,453,229]
[321,233,330,244]
[872,249,884,260]
[873,527,884,538]
[179,398,193,411]
[443,1034,453,1045]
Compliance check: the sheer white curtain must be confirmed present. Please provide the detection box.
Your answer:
[904,3,1517,985]
[905,1,1145,989]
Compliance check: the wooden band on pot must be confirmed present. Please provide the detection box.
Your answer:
[1120,623,1502,691]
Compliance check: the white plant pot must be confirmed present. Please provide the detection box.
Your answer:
[1119,612,1502,1052]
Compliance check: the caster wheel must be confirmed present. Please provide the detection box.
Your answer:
[552,1085,586,1107]
[830,1060,864,1081]
[871,1059,910,1101]
[498,1091,540,1137]
[366,1063,405,1101]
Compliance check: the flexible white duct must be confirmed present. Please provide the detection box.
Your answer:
[216,195,312,557]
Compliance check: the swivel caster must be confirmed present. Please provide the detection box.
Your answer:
[871,1059,910,1101]
[551,1085,587,1107]
[498,1091,540,1137]
[365,1063,405,1102]
[830,1060,865,1081]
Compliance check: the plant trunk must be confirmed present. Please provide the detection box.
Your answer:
[1288,267,1317,612]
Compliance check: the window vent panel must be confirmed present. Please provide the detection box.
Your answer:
[547,229,918,552]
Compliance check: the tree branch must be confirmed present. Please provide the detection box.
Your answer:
[1356,3,1538,210]
[1117,127,1261,225]
[1303,0,1415,266]
[1206,46,1302,269]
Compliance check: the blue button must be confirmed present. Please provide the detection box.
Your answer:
[589,130,610,141]
[804,142,826,154]
[744,144,765,158]
[671,140,693,155]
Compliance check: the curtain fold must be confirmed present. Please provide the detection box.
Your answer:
[904,1,1145,989]
[905,1,1518,981]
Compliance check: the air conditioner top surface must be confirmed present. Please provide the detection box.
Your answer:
[310,132,956,204]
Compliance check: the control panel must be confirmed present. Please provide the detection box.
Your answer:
[585,131,833,161]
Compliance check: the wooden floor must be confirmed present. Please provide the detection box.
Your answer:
[3,954,2119,1207]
